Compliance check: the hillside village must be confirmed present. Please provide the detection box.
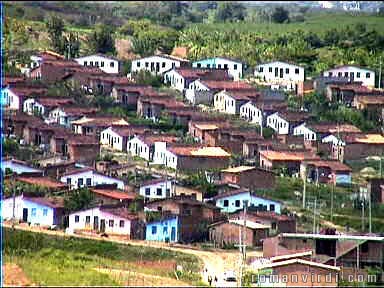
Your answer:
[2,2,384,288]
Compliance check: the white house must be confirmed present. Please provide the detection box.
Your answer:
[321,134,345,146]
[68,206,138,236]
[23,97,73,117]
[254,61,305,91]
[75,54,120,74]
[214,90,259,115]
[323,65,375,88]
[131,54,189,76]
[240,101,263,126]
[127,135,151,160]
[1,195,24,221]
[293,123,317,141]
[192,57,244,80]
[47,106,97,127]
[163,69,189,92]
[60,168,125,190]
[139,179,173,200]
[266,111,309,135]
[152,142,178,170]
[1,159,43,175]
[100,126,130,152]
[1,87,22,110]
[294,123,362,142]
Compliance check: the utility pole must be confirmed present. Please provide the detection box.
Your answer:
[302,166,307,209]
[361,200,365,232]
[313,198,317,234]
[369,186,372,233]
[331,183,334,222]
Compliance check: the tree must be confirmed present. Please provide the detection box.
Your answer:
[88,24,115,54]
[271,6,289,23]
[215,2,246,22]
[46,15,65,54]
[64,188,94,212]
[63,32,80,58]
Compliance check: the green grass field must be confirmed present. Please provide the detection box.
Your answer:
[189,12,384,36]
[3,228,202,286]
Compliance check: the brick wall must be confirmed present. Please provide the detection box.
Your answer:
[68,143,100,165]
[177,155,230,172]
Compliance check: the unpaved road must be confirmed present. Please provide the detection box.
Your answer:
[3,223,262,287]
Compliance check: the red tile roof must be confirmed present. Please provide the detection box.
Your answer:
[225,89,261,101]
[60,106,99,116]
[9,87,48,97]
[100,207,139,220]
[306,123,361,134]
[111,125,151,137]
[278,111,311,122]
[36,97,74,108]
[140,178,170,187]
[91,188,136,200]
[68,135,99,145]
[174,68,232,81]
[16,176,68,189]
[260,150,320,161]
[306,160,352,172]
[200,80,254,91]
[138,134,179,146]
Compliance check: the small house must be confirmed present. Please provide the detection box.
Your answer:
[68,206,143,238]
[100,125,150,152]
[293,123,361,142]
[214,89,261,115]
[139,178,173,200]
[90,186,137,205]
[47,106,98,128]
[221,166,275,190]
[60,167,125,190]
[192,57,244,80]
[213,188,282,214]
[71,116,129,139]
[303,160,352,185]
[75,54,120,74]
[267,111,311,135]
[131,54,189,76]
[23,97,74,117]
[145,214,180,243]
[323,65,375,88]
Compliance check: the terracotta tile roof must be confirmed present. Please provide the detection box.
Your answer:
[23,196,64,209]
[168,146,231,157]
[260,150,320,161]
[114,84,155,95]
[306,123,361,134]
[91,188,136,200]
[111,125,151,137]
[306,160,352,172]
[88,75,131,85]
[16,176,68,189]
[38,50,65,60]
[71,116,129,127]
[9,87,48,97]
[59,106,99,116]
[67,135,99,145]
[138,134,179,146]
[147,196,219,210]
[225,89,261,101]
[100,207,139,220]
[174,68,231,81]
[61,167,94,177]
[355,95,384,105]
[35,97,74,108]
[3,76,27,87]
[200,80,254,91]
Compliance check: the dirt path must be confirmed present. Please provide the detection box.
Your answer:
[3,223,262,286]
[3,263,33,286]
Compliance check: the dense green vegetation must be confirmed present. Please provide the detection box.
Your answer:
[3,228,202,285]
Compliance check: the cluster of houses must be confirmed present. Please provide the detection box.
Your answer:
[2,49,384,283]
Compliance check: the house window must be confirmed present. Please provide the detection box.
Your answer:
[223,200,229,207]
[145,188,150,196]
[366,72,370,78]
[145,62,149,68]
[357,72,360,78]
[137,62,141,67]
[259,67,264,72]
[110,62,115,67]
[95,61,99,67]
[207,64,211,68]
[234,64,237,70]
[269,67,272,73]
[90,61,93,66]
[43,209,48,216]
[152,226,157,234]
[270,204,275,212]
[218,64,222,69]
[329,72,333,77]
[235,200,240,207]
[85,216,90,223]
[84,61,88,66]
[285,68,289,74]
[156,188,162,196]
[197,63,201,68]
[338,72,342,77]
[67,178,71,185]
[162,62,166,68]
[119,220,125,227]
[163,226,168,233]
[75,215,79,223]
[344,72,348,77]
[86,178,92,186]
[78,178,83,187]
[224,64,228,69]
[271,222,277,230]
[109,220,114,227]
[295,68,299,74]
[101,61,104,67]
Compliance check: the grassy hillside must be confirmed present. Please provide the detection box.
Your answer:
[189,12,384,36]
[3,228,203,286]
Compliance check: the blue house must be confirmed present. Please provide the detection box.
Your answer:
[1,159,43,175]
[22,197,65,227]
[145,215,179,243]
[213,189,281,214]
[192,57,244,80]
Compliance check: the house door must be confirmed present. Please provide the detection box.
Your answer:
[156,62,160,73]
[171,227,176,242]
[275,67,279,77]
[22,208,28,222]
[94,216,99,231]
[100,219,106,233]
[279,68,284,78]
[350,72,354,81]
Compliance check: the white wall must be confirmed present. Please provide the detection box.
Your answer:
[23,98,45,116]
[2,88,20,110]
[293,124,317,141]
[127,136,150,161]
[153,142,178,169]
[266,113,289,135]
[185,80,209,104]
[69,207,131,235]
[1,196,24,220]
[192,57,243,80]
[75,55,119,74]
[60,170,125,190]
[322,134,345,146]
[132,56,182,75]
[254,61,304,84]
[139,180,172,199]
[240,102,263,126]
[323,66,375,87]
[100,127,124,151]
[214,91,238,114]
[163,70,185,92]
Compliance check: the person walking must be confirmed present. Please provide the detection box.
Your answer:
[208,275,212,286]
